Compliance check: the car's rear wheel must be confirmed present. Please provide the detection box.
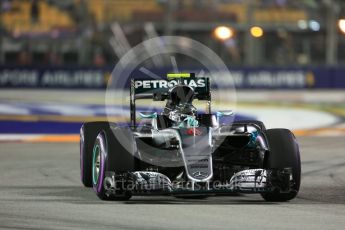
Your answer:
[262,129,301,202]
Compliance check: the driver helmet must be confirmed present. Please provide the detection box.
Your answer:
[164,85,197,123]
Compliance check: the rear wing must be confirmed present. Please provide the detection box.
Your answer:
[131,77,210,100]
[129,75,211,126]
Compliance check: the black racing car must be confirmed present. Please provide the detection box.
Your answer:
[80,73,301,201]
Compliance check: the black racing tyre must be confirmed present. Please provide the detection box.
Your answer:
[80,122,114,187]
[92,127,135,200]
[233,120,266,131]
[262,129,301,202]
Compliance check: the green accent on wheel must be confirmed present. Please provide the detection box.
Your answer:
[92,144,100,185]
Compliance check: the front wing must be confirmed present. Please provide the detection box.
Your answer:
[102,168,294,197]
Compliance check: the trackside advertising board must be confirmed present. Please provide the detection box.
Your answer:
[0,66,344,89]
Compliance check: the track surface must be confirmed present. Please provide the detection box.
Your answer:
[0,137,345,230]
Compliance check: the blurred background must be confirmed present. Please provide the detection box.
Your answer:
[1,0,345,67]
[0,0,345,140]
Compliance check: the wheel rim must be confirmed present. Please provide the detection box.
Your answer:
[92,144,101,185]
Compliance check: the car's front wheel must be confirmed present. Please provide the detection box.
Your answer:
[92,128,134,201]
[80,122,113,187]
[261,129,301,202]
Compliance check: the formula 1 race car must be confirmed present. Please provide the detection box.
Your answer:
[80,73,301,201]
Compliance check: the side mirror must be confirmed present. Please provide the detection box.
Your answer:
[216,110,234,124]
[216,110,233,117]
[139,112,158,129]
[139,112,157,119]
